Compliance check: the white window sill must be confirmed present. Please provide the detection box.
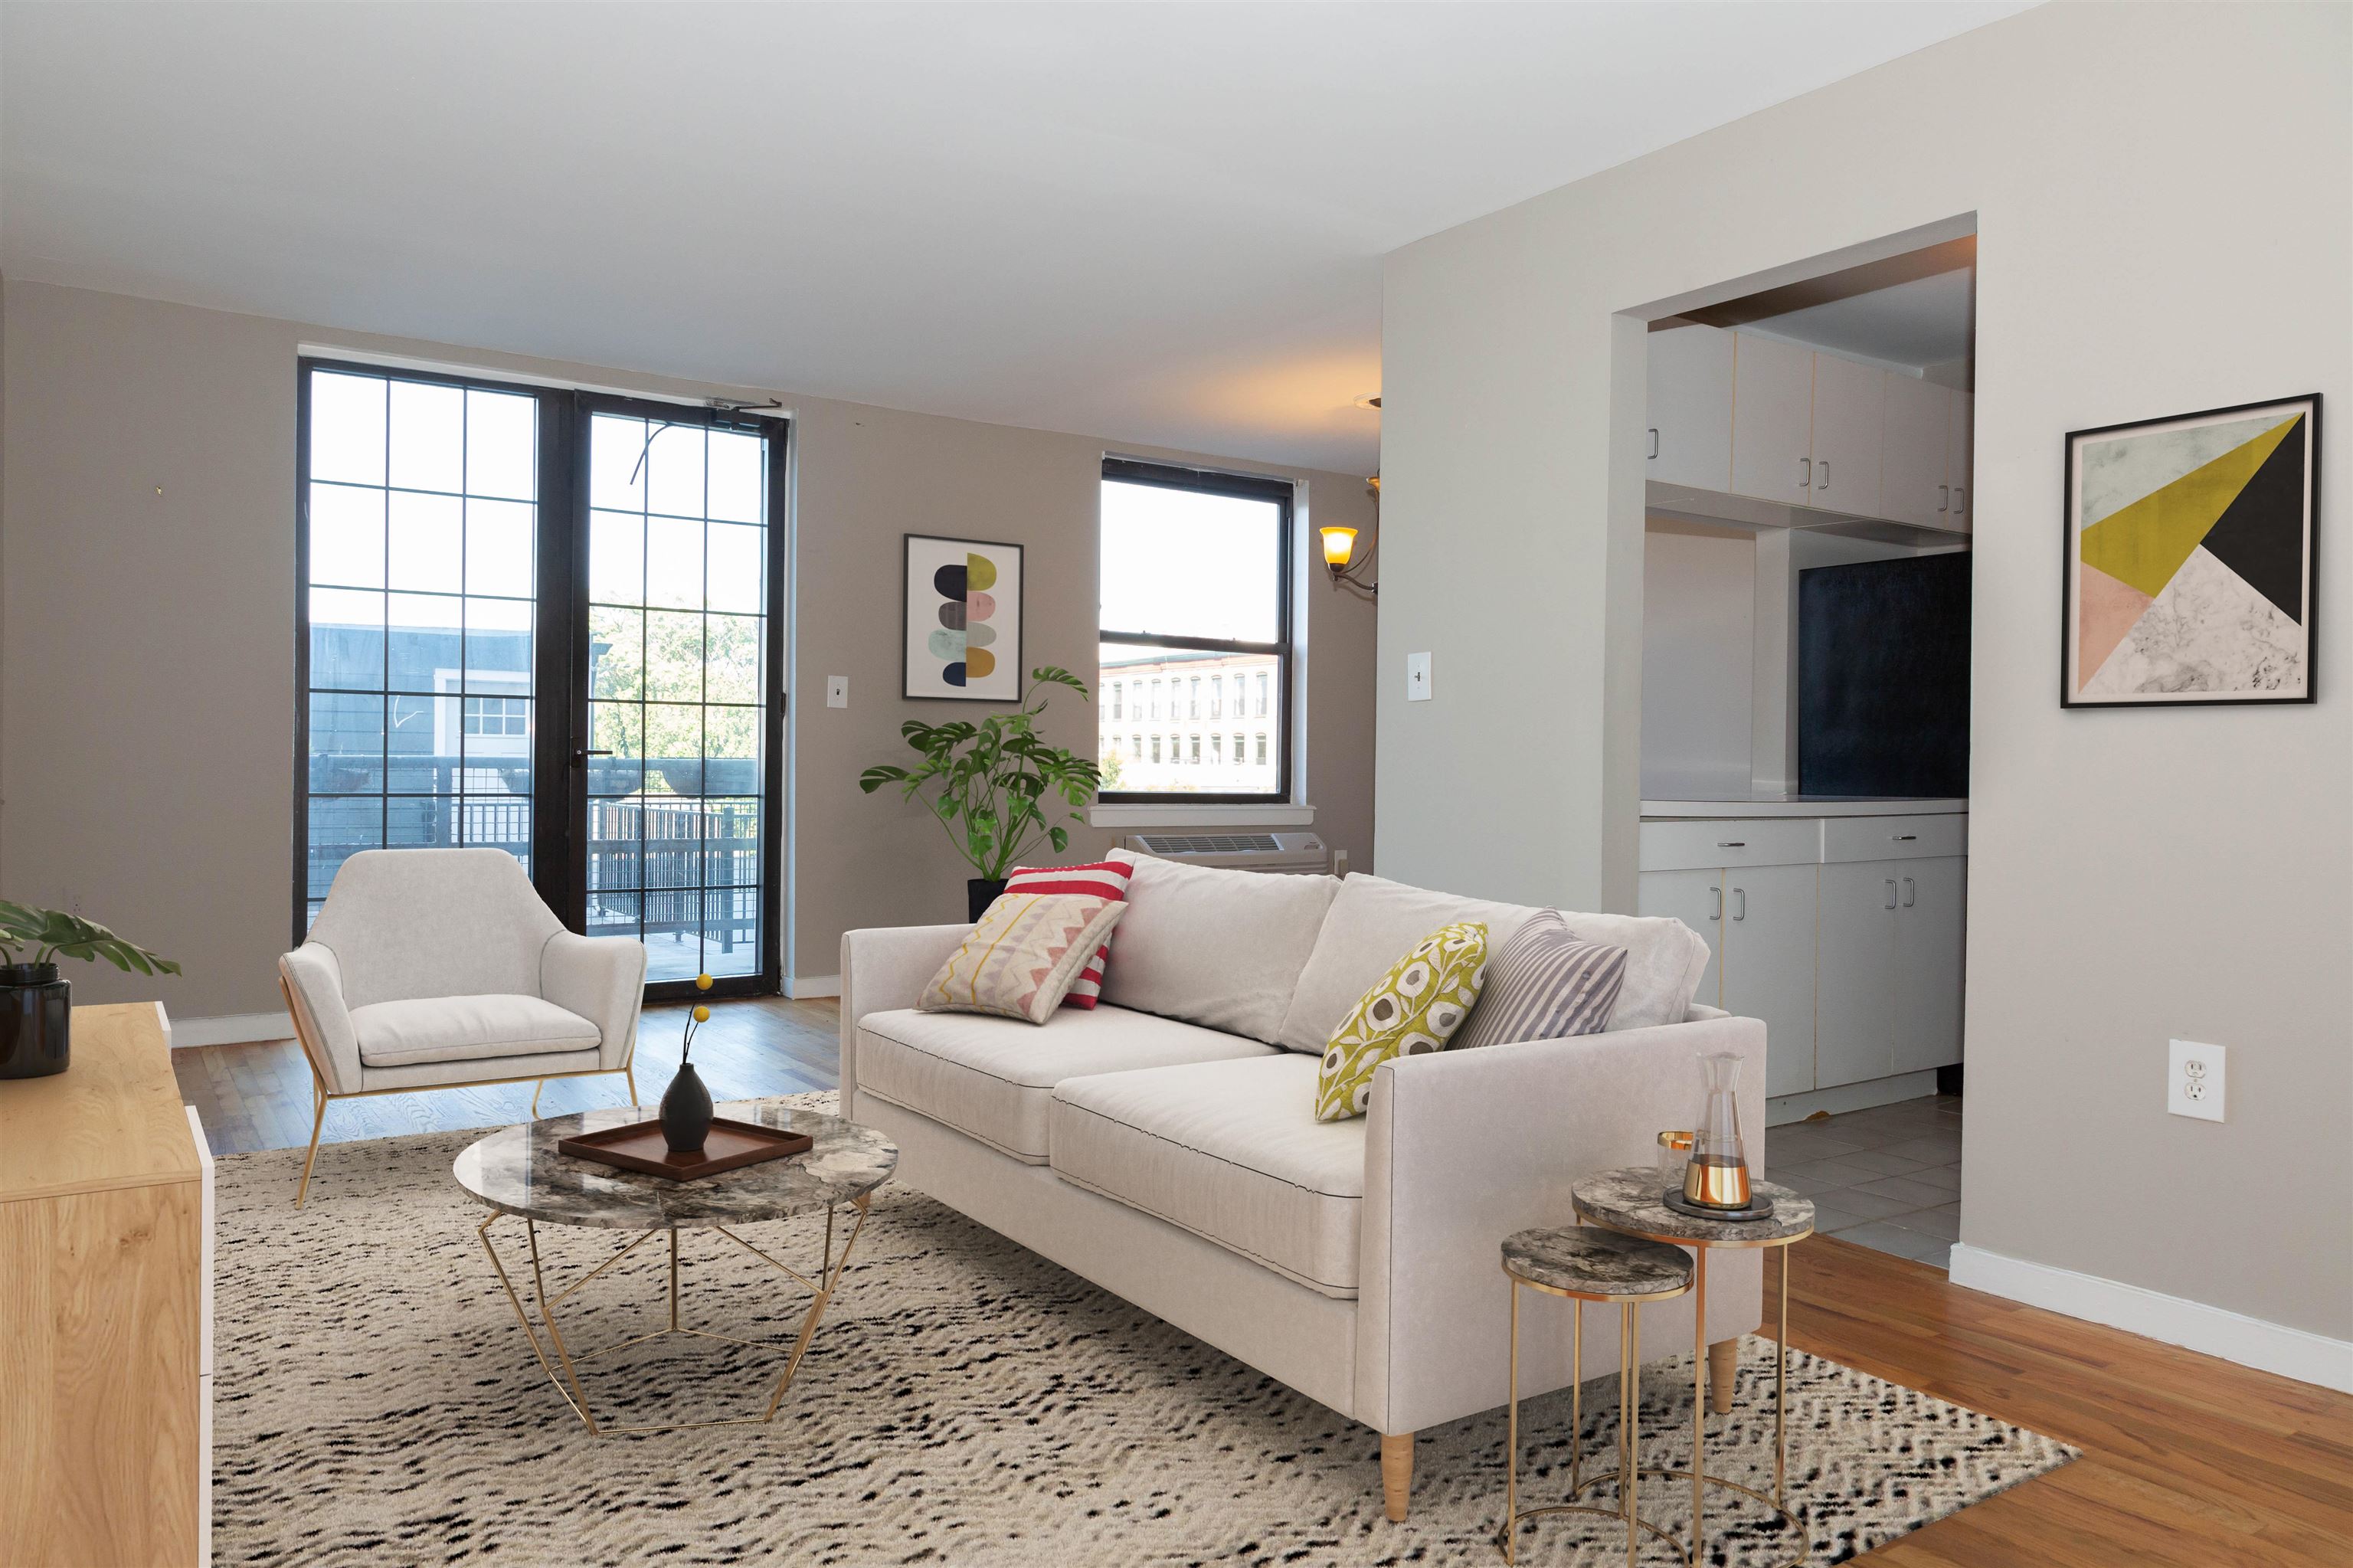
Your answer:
[1088,803,1316,829]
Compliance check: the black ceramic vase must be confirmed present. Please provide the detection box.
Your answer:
[0,964,71,1080]
[659,1062,714,1153]
[967,878,1008,922]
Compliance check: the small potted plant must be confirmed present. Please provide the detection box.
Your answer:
[0,902,181,1079]
[859,667,1103,921]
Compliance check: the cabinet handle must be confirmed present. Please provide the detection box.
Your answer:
[1732,887,1747,921]
[1716,840,1746,848]
[1902,876,1916,908]
[1952,485,1965,516]
[1648,427,1660,460]
[1816,460,1830,491]
[1893,833,1917,841]
[1938,483,1949,513]
[1798,456,1813,489]
[1710,885,1722,921]
[1884,878,1898,910]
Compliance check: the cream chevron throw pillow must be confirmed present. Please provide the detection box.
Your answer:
[918,894,1130,1026]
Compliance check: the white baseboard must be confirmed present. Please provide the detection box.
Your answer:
[784,974,841,999]
[1766,1069,1938,1126]
[1949,1242,2353,1394]
[168,1010,295,1049]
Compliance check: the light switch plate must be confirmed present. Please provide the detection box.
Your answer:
[826,676,849,709]
[2168,1038,2225,1122]
[1406,652,1432,702]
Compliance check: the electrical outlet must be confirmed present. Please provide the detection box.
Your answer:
[826,676,849,709]
[1406,651,1432,702]
[2168,1039,2225,1122]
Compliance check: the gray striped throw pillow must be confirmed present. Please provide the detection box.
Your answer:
[1448,908,1628,1050]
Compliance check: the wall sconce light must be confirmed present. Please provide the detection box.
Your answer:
[1320,522,1376,595]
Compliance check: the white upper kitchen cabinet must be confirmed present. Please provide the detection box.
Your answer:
[1646,324,1735,490]
[1730,332,1815,502]
[1880,373,1953,529]
[1945,390,1974,531]
[1807,353,1884,517]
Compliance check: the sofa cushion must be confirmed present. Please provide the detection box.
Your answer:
[1277,874,1710,1051]
[352,994,601,1069]
[1096,853,1340,1044]
[1049,1055,1366,1298]
[1003,859,1136,1007]
[855,1004,1276,1164]
[1448,909,1628,1051]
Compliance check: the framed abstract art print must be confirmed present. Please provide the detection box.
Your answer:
[2063,394,2320,706]
[902,534,1024,701]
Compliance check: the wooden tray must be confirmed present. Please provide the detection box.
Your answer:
[556,1117,813,1182]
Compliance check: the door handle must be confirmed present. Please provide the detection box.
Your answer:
[572,748,615,767]
[1731,887,1747,921]
[1938,483,1949,513]
[1816,460,1829,492]
[1648,427,1660,460]
[1902,876,1916,908]
[1710,885,1723,921]
[1884,878,1898,910]
[1798,457,1813,489]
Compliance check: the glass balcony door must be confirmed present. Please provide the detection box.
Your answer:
[576,398,784,996]
[297,365,785,1000]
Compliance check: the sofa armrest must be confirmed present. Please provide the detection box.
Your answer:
[839,923,973,1104]
[541,931,649,1072]
[1355,1012,1769,1435]
[280,944,362,1094]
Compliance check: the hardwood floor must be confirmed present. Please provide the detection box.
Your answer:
[174,1005,2353,1563]
[174,995,839,1157]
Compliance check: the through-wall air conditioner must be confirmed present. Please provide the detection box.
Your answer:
[1121,832,1330,875]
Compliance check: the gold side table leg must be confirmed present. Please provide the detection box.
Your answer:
[1778,1241,1790,1507]
[1500,1282,1520,1564]
[1692,1245,1708,1565]
[1570,1296,1582,1495]
[1620,1301,1640,1568]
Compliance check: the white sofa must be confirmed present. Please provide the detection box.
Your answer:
[839,859,1766,1521]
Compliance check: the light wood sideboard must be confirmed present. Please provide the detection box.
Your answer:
[1,1002,212,1566]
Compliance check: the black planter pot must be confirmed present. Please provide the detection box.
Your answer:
[967,878,1009,922]
[0,964,71,1080]
[659,1062,715,1153]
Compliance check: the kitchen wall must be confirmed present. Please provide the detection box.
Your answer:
[0,280,1377,1017]
[1379,2,2350,1367]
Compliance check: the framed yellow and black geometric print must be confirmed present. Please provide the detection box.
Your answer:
[2064,394,2321,706]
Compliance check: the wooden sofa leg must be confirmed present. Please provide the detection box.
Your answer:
[1707,1337,1739,1415]
[1380,1432,1414,1521]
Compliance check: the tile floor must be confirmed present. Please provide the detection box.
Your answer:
[1762,1091,1962,1268]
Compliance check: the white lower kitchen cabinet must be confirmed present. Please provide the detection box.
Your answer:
[1719,863,1821,1098]
[1640,805,1966,1103]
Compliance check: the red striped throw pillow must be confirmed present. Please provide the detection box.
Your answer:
[1003,859,1134,1008]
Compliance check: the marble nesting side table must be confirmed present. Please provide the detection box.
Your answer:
[1572,1167,1815,1568]
[1497,1226,1695,1566]
[453,1101,897,1436]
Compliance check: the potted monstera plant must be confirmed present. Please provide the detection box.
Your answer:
[860,666,1104,921]
[0,902,180,1079]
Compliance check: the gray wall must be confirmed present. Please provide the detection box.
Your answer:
[1379,2,2350,1343]
[0,280,1376,1013]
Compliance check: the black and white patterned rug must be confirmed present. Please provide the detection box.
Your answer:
[213,1094,2073,1566]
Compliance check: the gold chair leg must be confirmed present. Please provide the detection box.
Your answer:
[295,1082,329,1208]
[624,1065,639,1106]
[531,1079,546,1118]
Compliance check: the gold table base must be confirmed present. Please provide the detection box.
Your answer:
[476,1193,870,1435]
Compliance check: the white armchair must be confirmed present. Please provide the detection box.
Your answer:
[279,849,648,1205]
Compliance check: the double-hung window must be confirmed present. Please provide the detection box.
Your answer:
[1098,459,1293,803]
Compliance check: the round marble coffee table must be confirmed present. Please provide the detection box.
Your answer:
[454,1101,897,1436]
[1572,1167,1814,1567]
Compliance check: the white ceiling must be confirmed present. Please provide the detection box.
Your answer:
[1,2,2028,473]
[1746,269,1975,372]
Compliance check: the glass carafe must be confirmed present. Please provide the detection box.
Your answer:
[1684,1051,1753,1210]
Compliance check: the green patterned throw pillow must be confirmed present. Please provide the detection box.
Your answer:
[1313,921,1487,1122]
